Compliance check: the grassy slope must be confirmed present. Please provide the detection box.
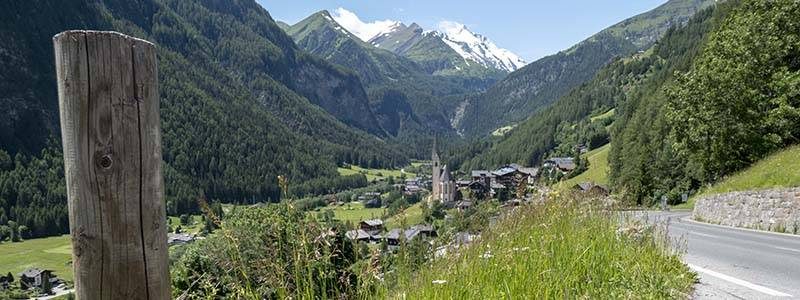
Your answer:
[393,199,694,298]
[0,235,73,282]
[337,165,417,182]
[168,215,204,234]
[385,202,425,229]
[316,202,386,223]
[560,144,611,189]
[677,145,800,208]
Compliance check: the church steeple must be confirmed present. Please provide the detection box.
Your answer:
[431,137,441,202]
[431,137,440,162]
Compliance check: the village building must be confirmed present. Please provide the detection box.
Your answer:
[573,182,610,196]
[431,140,457,205]
[409,224,438,238]
[167,233,196,247]
[467,180,491,200]
[543,157,576,173]
[456,200,473,211]
[19,268,53,292]
[359,219,384,234]
[384,228,403,246]
[345,229,373,243]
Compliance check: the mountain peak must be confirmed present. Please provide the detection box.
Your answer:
[330,7,401,42]
[435,21,526,72]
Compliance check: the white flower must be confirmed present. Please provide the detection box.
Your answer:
[432,280,447,284]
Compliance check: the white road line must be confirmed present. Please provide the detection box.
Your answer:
[688,264,793,298]
[692,232,718,239]
[773,246,800,253]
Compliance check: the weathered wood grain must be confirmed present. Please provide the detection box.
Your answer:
[54,30,169,300]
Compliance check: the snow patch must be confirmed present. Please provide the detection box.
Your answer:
[331,8,401,42]
[436,21,527,72]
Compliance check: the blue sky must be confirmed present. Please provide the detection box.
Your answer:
[256,0,669,62]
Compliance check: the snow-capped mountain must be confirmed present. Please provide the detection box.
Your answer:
[330,8,526,73]
[434,21,527,72]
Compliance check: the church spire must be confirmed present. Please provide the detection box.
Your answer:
[431,137,440,162]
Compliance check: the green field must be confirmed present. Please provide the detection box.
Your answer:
[560,144,611,189]
[0,235,73,282]
[167,214,204,234]
[385,202,425,229]
[677,145,800,209]
[337,165,417,182]
[316,202,385,223]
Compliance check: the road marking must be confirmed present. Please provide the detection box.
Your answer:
[688,264,793,298]
[692,232,718,239]
[773,246,800,253]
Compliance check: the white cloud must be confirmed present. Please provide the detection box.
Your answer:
[330,8,400,42]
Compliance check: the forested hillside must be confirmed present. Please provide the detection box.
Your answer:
[455,0,714,136]
[286,10,491,157]
[461,4,722,171]
[611,0,800,204]
[0,0,407,239]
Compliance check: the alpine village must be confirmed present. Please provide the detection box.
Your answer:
[1,0,799,299]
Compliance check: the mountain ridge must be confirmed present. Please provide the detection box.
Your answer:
[455,0,716,136]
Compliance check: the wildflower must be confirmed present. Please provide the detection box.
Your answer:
[480,251,493,259]
[432,280,447,284]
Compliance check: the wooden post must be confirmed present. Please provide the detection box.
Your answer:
[54,30,170,299]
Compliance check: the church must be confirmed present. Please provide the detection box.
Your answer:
[431,140,457,205]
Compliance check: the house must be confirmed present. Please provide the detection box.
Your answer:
[456,200,473,211]
[345,229,373,243]
[410,224,438,238]
[384,229,400,246]
[467,180,490,200]
[543,157,576,173]
[167,233,195,246]
[519,167,540,184]
[360,219,384,234]
[573,182,609,196]
[19,268,53,292]
[491,164,532,189]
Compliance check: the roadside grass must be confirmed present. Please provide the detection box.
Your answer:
[385,202,425,229]
[0,235,73,282]
[316,201,385,223]
[675,145,800,209]
[560,144,611,189]
[392,196,695,299]
[337,165,417,182]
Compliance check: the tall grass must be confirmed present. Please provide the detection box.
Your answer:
[172,194,694,299]
[392,195,695,299]
[171,202,379,299]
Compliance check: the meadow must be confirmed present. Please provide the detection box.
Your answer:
[315,201,386,222]
[561,144,611,189]
[0,235,73,282]
[337,165,417,182]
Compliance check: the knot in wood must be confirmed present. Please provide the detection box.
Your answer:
[97,154,113,169]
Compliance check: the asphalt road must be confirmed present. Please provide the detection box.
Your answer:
[640,211,800,299]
